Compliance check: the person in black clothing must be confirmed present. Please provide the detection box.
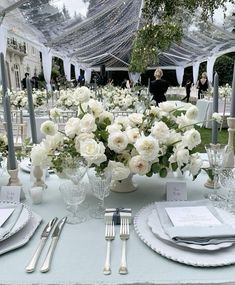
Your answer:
[21,72,29,89]
[31,73,39,89]
[149,68,169,105]
[197,72,209,99]
[182,80,192,103]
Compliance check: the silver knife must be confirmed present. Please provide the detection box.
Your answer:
[25,217,58,273]
[40,216,67,273]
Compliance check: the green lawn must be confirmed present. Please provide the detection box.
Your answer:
[194,127,234,153]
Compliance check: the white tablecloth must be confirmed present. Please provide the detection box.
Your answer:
[195,99,225,128]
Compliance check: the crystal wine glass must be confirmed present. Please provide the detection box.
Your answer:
[204,144,231,202]
[87,167,112,219]
[219,167,235,213]
[59,180,86,224]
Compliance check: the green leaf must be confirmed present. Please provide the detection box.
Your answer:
[171,162,178,172]
[151,162,160,173]
[159,168,168,178]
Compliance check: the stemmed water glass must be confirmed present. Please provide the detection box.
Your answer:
[87,167,112,219]
[204,144,232,202]
[59,180,86,224]
[219,167,235,213]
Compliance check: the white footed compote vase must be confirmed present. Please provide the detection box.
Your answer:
[111,174,137,193]
[205,144,232,203]
[87,167,112,219]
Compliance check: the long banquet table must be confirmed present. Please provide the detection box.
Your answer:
[1,168,235,285]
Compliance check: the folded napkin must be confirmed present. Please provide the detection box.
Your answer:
[105,208,132,225]
[155,200,235,245]
[0,203,23,240]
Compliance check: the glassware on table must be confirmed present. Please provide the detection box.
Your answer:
[62,158,87,185]
[219,167,235,213]
[204,144,232,202]
[59,180,86,224]
[87,167,112,219]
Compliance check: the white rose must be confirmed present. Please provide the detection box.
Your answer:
[43,132,64,150]
[126,127,140,144]
[186,106,198,120]
[65,118,81,138]
[151,121,170,141]
[40,120,58,136]
[74,133,94,152]
[176,148,189,167]
[175,114,194,130]
[135,135,159,161]
[80,139,106,166]
[108,131,128,153]
[99,111,114,123]
[183,129,201,150]
[115,116,130,129]
[31,144,50,167]
[129,155,150,175]
[74,86,91,103]
[158,102,175,112]
[106,123,122,134]
[108,161,130,181]
[189,156,202,177]
[88,99,104,117]
[128,113,143,126]
[50,107,62,118]
[212,112,222,123]
[80,114,97,133]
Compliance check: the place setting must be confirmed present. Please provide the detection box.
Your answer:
[134,199,235,267]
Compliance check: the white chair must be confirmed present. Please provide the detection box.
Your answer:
[111,110,135,118]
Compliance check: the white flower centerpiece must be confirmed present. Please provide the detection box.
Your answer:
[31,95,207,193]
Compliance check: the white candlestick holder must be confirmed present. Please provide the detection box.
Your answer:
[224,117,235,168]
[7,167,25,200]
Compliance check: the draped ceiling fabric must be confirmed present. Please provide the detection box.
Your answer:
[193,61,200,85]
[0,0,235,71]
[41,46,52,91]
[0,26,7,57]
[176,66,185,86]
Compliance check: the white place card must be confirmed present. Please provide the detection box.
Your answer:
[165,206,222,227]
[166,181,187,201]
[0,208,14,227]
[0,186,21,203]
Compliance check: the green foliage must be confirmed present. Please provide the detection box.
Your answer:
[129,0,234,72]
[214,55,234,85]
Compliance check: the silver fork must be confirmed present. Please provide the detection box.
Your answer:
[119,217,130,275]
[103,219,115,275]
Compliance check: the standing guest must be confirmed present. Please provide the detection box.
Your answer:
[182,80,192,103]
[31,73,39,89]
[197,72,209,99]
[21,72,29,89]
[149,68,169,105]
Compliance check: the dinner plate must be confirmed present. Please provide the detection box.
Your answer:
[20,158,54,174]
[0,212,42,255]
[134,203,235,267]
[0,201,31,242]
[147,209,234,251]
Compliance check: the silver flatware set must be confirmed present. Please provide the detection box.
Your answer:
[26,216,67,273]
[103,214,131,275]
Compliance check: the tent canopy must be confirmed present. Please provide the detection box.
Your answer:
[1,0,235,70]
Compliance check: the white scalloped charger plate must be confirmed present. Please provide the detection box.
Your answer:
[0,212,42,255]
[134,203,235,267]
[147,209,234,251]
[0,201,31,242]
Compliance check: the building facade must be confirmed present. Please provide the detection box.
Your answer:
[5,31,42,90]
